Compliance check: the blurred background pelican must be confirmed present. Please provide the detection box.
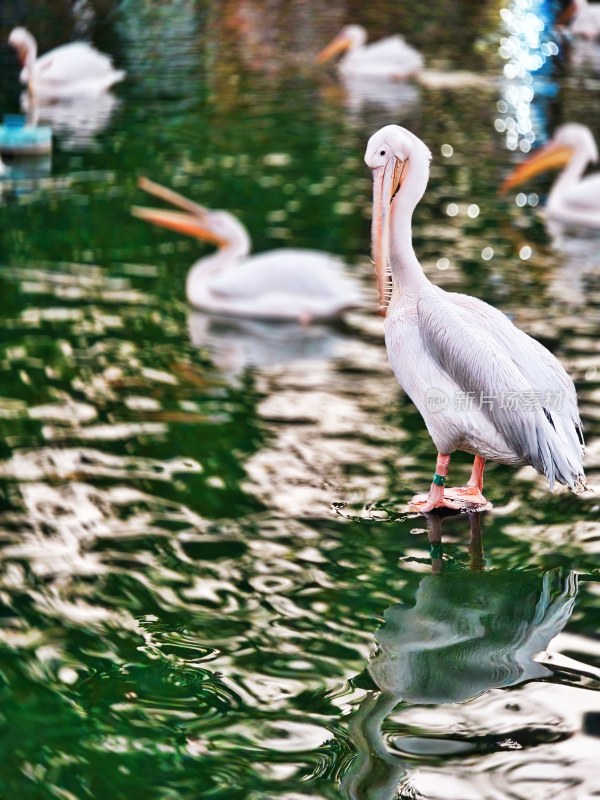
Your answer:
[316,24,423,80]
[561,0,600,40]
[8,26,125,100]
[502,123,600,228]
[132,177,364,321]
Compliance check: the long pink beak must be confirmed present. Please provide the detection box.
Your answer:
[371,157,404,310]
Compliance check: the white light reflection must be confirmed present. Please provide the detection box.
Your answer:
[519,245,533,259]
[497,0,559,152]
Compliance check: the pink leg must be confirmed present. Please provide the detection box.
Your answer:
[468,455,486,491]
[410,454,490,513]
[445,455,487,505]
[410,453,459,512]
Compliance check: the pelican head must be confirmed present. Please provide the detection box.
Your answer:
[316,24,367,63]
[501,123,598,192]
[131,177,250,256]
[365,125,432,307]
[8,27,37,67]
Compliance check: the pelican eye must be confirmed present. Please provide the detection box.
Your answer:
[380,150,386,156]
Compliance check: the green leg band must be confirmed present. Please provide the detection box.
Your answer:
[430,543,443,560]
[432,473,447,486]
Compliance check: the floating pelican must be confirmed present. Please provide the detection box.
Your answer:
[561,0,600,39]
[316,24,423,80]
[132,178,363,321]
[502,123,600,228]
[8,27,125,100]
[364,125,586,512]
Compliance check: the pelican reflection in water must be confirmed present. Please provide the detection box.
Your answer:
[187,311,350,380]
[341,512,579,800]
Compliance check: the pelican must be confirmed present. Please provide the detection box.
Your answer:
[316,24,423,80]
[8,27,125,100]
[502,123,600,228]
[365,125,586,512]
[132,178,363,321]
[560,0,600,39]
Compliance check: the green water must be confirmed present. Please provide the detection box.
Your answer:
[0,1,598,798]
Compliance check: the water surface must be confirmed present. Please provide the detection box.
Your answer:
[0,1,598,798]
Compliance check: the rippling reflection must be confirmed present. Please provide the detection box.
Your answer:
[24,93,121,151]
[188,311,352,379]
[569,37,600,71]
[338,76,421,118]
[341,512,596,800]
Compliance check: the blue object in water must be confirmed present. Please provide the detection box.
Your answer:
[0,115,52,155]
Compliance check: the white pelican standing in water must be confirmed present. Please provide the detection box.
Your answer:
[8,27,125,100]
[132,178,363,321]
[316,24,423,79]
[560,0,600,39]
[365,125,586,512]
[502,123,600,228]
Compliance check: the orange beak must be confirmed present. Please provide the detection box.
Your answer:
[131,177,227,247]
[316,34,351,64]
[500,143,574,193]
[371,157,406,310]
[131,206,226,246]
[15,44,28,66]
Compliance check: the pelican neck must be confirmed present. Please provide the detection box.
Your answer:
[388,198,430,293]
[549,147,593,208]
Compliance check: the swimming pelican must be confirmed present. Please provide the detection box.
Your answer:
[365,125,586,512]
[8,27,125,100]
[560,0,600,39]
[132,178,363,321]
[316,24,423,80]
[502,123,600,228]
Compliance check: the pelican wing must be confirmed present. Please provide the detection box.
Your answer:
[362,36,422,64]
[34,43,118,85]
[448,291,585,458]
[417,289,584,488]
[448,292,580,412]
[208,250,361,302]
[347,35,423,75]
